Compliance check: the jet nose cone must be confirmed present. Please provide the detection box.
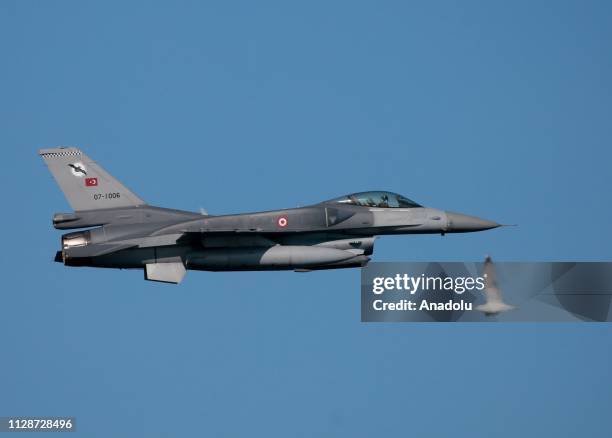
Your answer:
[445,211,500,233]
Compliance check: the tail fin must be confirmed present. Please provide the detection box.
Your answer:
[39,146,146,211]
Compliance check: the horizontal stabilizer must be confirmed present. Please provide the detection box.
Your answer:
[64,243,137,258]
[145,262,186,284]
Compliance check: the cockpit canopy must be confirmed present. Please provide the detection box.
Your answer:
[326,191,422,208]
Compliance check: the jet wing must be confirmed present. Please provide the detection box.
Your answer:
[148,208,333,237]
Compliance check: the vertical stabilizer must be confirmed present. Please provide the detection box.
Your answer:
[39,147,146,211]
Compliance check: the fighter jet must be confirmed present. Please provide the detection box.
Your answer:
[39,147,502,284]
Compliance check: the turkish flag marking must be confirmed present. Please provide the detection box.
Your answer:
[85,178,98,187]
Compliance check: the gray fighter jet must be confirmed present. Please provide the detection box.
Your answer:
[40,147,502,284]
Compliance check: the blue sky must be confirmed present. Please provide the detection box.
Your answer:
[1,1,611,436]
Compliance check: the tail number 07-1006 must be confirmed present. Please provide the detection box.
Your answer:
[93,192,121,200]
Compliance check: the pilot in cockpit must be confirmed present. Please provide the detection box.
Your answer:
[379,194,389,208]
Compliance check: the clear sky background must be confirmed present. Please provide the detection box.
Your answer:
[1,1,611,436]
